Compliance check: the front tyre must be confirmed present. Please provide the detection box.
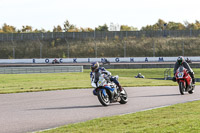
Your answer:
[97,89,110,106]
[119,88,128,104]
[179,82,185,95]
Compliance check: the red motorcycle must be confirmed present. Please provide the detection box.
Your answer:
[175,66,195,95]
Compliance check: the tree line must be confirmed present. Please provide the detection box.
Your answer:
[0,19,200,33]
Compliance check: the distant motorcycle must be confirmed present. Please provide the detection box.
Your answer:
[52,59,60,64]
[185,58,192,63]
[175,66,195,95]
[135,73,145,78]
[92,74,128,106]
[102,58,110,65]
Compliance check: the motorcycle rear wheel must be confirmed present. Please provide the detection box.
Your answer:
[119,88,128,104]
[179,82,185,95]
[188,85,195,94]
[97,89,110,106]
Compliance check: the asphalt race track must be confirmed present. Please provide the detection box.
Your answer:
[0,86,199,133]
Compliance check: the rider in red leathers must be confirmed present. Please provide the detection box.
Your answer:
[173,56,195,84]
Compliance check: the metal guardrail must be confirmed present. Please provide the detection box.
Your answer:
[164,68,171,80]
[0,66,83,74]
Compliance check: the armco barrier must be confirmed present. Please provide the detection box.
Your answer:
[83,63,200,69]
[0,66,83,74]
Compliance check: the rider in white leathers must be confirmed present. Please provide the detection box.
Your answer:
[90,62,124,95]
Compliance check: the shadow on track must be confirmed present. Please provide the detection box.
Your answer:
[28,104,119,111]
[129,94,180,98]
[139,94,180,97]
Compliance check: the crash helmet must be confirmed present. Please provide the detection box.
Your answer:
[177,56,184,65]
[91,62,99,72]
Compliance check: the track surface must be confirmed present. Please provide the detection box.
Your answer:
[0,86,199,133]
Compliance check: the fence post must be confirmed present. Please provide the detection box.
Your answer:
[94,39,97,58]
[153,38,155,57]
[124,31,128,57]
[52,32,54,39]
[73,32,75,39]
[36,35,43,58]
[124,40,126,57]
[65,38,70,58]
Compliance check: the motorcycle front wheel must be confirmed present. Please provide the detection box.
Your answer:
[97,89,110,106]
[179,82,185,95]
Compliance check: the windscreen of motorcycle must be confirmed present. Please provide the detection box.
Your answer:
[178,66,184,72]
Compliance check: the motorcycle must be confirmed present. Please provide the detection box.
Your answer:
[92,74,128,106]
[135,73,145,78]
[102,58,110,65]
[175,66,195,95]
[52,59,60,64]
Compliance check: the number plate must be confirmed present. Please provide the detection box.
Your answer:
[178,72,184,78]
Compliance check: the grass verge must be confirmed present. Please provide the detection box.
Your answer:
[0,68,199,94]
[39,100,200,133]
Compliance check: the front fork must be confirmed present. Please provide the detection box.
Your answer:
[94,88,107,97]
[101,89,107,97]
[179,79,188,91]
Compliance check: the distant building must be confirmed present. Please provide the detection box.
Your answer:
[109,22,120,31]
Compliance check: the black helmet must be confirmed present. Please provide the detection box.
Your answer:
[177,56,184,65]
[91,62,99,72]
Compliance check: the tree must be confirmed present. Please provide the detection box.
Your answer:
[95,24,109,31]
[120,25,138,31]
[195,20,200,29]
[2,23,16,33]
[141,24,159,30]
[80,27,94,32]
[68,27,80,32]
[166,22,185,30]
[21,25,32,32]
[33,28,46,33]
[63,19,76,32]
[185,20,200,30]
[157,19,166,30]
[53,25,63,32]
[141,19,187,30]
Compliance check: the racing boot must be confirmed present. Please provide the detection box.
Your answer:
[192,78,195,85]
[93,89,97,96]
[172,77,176,82]
[189,72,195,85]
[118,84,125,95]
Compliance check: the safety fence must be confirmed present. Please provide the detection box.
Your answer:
[1,30,200,41]
[0,66,83,74]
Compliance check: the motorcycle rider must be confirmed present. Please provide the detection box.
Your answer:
[173,56,195,84]
[90,62,124,95]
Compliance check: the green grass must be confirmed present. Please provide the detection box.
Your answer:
[1,68,199,132]
[0,68,199,94]
[39,100,200,133]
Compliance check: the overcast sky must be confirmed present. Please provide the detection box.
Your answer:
[1,0,200,31]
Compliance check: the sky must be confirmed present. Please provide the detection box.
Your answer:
[1,0,200,31]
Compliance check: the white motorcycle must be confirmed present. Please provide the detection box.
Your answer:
[92,74,128,106]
